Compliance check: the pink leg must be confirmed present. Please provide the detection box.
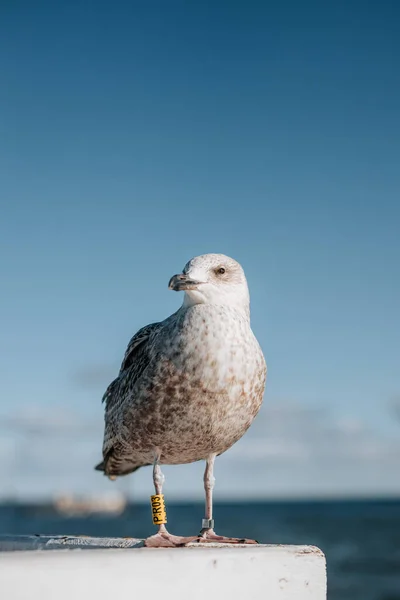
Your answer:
[195,454,258,545]
[144,458,197,548]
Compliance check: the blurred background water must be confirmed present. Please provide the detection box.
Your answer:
[1,2,400,599]
[1,499,400,600]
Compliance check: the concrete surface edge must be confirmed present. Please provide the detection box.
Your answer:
[0,539,327,600]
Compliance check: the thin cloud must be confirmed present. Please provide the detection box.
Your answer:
[389,395,400,422]
[1,401,400,500]
[0,406,102,436]
[70,365,118,389]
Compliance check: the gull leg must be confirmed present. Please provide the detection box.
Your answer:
[144,457,197,548]
[196,454,258,545]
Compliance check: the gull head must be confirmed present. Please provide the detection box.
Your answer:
[168,253,250,318]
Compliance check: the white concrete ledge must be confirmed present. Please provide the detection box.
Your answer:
[0,534,144,551]
[0,538,326,600]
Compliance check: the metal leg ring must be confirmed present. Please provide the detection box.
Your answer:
[202,518,214,529]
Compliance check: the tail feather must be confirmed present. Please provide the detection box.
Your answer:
[94,458,145,477]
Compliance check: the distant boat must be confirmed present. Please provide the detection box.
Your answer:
[53,493,127,516]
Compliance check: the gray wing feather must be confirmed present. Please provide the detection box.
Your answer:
[102,322,162,410]
[98,321,162,474]
[119,323,160,374]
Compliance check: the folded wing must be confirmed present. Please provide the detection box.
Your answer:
[96,321,162,475]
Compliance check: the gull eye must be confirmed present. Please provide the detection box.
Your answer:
[216,267,226,275]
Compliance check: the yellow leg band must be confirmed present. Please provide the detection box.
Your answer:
[151,494,167,525]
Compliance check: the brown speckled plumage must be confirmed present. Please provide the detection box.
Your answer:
[96,254,267,479]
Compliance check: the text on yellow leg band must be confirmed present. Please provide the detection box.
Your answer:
[151,494,167,525]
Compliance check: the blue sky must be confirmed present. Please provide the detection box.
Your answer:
[1,1,399,498]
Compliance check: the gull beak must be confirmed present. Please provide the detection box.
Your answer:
[168,274,203,292]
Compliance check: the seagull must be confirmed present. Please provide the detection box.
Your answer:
[96,253,267,547]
